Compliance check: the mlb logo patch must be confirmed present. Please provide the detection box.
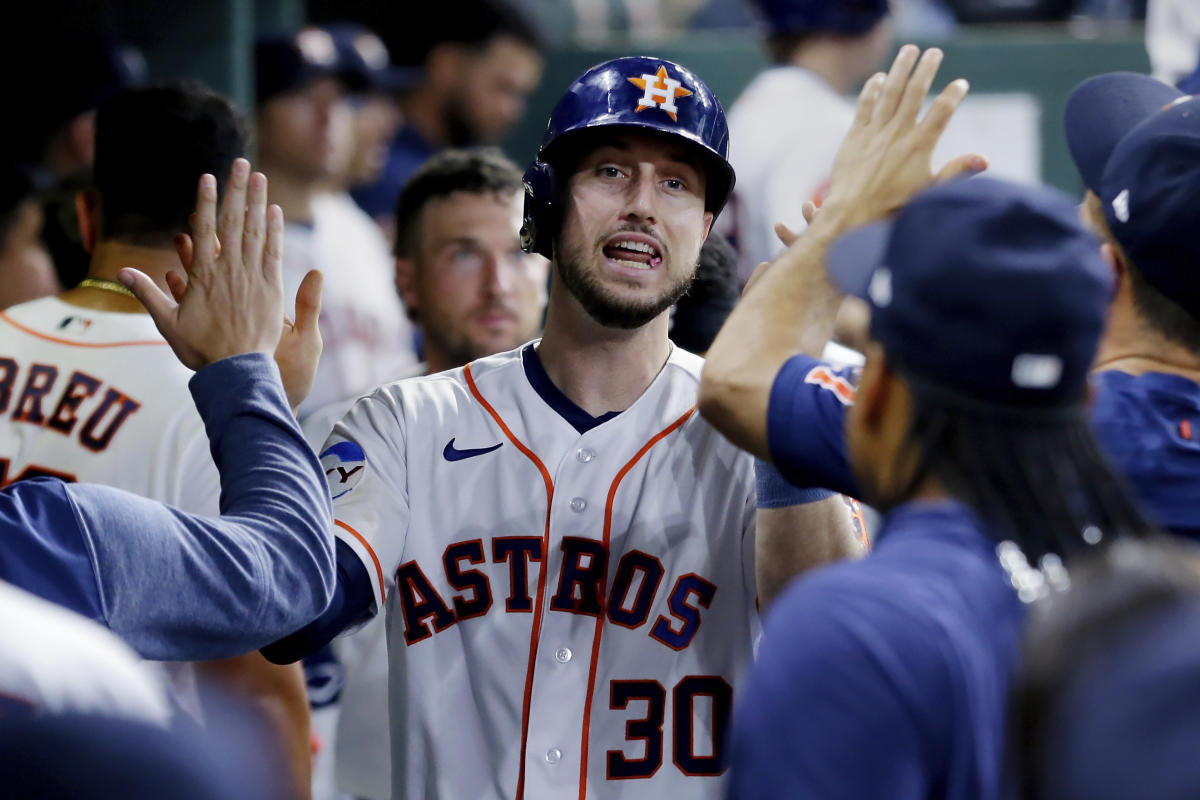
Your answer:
[628,65,693,122]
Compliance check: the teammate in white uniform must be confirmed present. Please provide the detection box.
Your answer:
[257,29,417,420]
[264,56,857,800]
[726,0,891,283]
[0,579,170,723]
[0,85,313,790]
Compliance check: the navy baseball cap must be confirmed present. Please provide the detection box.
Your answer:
[1097,97,1200,319]
[255,28,347,106]
[323,23,421,95]
[745,0,890,36]
[1064,72,1185,194]
[827,177,1111,408]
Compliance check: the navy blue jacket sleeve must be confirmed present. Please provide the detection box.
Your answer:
[0,353,337,661]
[767,354,861,497]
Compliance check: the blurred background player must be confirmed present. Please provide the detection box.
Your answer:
[0,164,59,309]
[322,23,415,199]
[256,28,417,419]
[6,35,147,293]
[347,0,545,237]
[0,83,313,796]
[1010,535,1200,800]
[303,147,549,800]
[726,0,892,284]
[1063,74,1200,542]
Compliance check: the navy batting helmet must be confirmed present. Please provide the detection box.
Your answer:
[746,0,890,36]
[520,56,735,258]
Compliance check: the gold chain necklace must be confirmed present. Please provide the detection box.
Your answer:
[78,277,137,299]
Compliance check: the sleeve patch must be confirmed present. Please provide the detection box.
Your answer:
[320,441,367,500]
[803,365,857,406]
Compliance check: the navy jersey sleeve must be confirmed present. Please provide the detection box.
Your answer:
[766,354,860,496]
[726,574,932,800]
[0,479,105,622]
[62,354,336,661]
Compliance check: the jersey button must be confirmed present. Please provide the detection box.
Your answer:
[569,497,587,512]
[545,748,562,764]
[555,647,573,663]
[576,447,596,463]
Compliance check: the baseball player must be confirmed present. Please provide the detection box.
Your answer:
[0,84,315,786]
[1,153,334,662]
[264,56,857,799]
[699,46,1150,799]
[1062,73,1200,542]
[725,0,891,284]
[256,29,418,419]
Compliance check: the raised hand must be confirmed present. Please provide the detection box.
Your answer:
[274,269,324,410]
[117,158,286,370]
[815,45,987,233]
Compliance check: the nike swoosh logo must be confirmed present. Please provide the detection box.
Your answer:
[443,438,504,461]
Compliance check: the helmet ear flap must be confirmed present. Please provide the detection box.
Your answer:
[521,159,559,260]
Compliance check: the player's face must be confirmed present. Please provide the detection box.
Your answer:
[401,189,548,370]
[257,77,351,182]
[844,345,918,510]
[447,36,543,146]
[554,132,714,329]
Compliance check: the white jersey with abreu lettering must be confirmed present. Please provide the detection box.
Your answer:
[0,297,219,511]
[324,342,758,800]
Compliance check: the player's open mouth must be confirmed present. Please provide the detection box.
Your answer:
[602,234,662,270]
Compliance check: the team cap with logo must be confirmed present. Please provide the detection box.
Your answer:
[521,55,735,257]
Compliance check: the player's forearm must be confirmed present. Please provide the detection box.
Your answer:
[755,495,864,610]
[72,354,336,660]
[699,215,847,458]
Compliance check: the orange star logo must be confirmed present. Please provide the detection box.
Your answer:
[628,65,693,122]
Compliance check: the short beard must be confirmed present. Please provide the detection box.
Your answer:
[555,238,695,330]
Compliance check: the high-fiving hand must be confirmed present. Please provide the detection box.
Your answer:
[790,45,987,242]
[118,159,323,407]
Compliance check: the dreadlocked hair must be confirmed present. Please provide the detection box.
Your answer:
[897,378,1153,566]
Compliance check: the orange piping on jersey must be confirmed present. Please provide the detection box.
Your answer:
[577,406,696,800]
[335,520,386,603]
[0,311,168,348]
[464,362,555,800]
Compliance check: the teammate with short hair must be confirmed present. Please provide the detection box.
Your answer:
[266,56,857,799]
[0,84,317,793]
[1,153,331,714]
[1063,73,1200,541]
[699,46,1149,799]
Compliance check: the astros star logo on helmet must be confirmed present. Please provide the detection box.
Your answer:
[628,65,693,121]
